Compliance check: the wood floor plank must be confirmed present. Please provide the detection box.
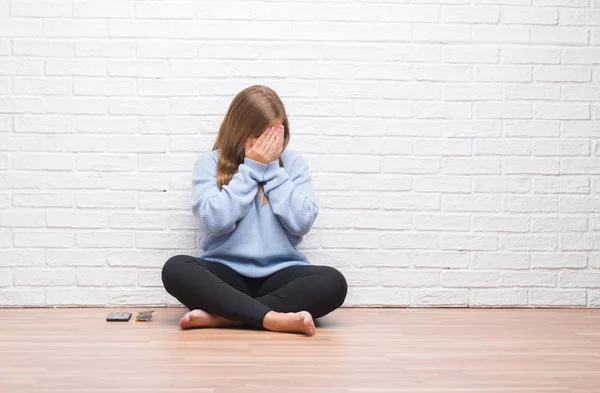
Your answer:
[0,308,598,393]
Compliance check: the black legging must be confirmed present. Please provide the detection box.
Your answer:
[161,255,348,328]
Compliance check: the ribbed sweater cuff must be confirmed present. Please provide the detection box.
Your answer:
[243,158,280,182]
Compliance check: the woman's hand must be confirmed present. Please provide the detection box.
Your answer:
[245,125,284,164]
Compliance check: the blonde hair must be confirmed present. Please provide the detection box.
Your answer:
[213,85,290,204]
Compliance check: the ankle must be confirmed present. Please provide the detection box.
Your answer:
[263,311,284,331]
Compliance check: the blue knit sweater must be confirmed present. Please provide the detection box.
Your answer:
[192,149,319,278]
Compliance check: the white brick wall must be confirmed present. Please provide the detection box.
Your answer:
[1,0,599,308]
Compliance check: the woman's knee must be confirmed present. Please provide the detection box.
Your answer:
[316,266,348,308]
[161,255,189,288]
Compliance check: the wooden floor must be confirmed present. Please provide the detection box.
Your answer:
[0,308,599,393]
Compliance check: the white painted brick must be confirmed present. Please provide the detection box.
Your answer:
[589,290,600,307]
[13,40,73,57]
[381,270,440,287]
[15,268,74,286]
[533,140,590,156]
[475,103,533,119]
[76,232,133,248]
[47,97,107,115]
[591,253,600,269]
[413,139,472,156]
[13,153,74,171]
[13,115,74,134]
[473,25,530,43]
[111,212,167,230]
[167,213,199,230]
[76,154,136,172]
[416,65,471,82]
[413,176,471,193]
[136,232,196,250]
[0,97,44,114]
[561,159,600,174]
[411,251,469,269]
[440,234,498,251]
[531,26,588,45]
[501,271,556,287]
[47,288,108,306]
[109,173,170,192]
[531,253,587,269]
[11,1,71,17]
[473,176,530,193]
[77,268,137,287]
[382,157,440,174]
[559,197,600,213]
[45,19,107,38]
[504,120,560,137]
[313,211,353,230]
[443,195,502,212]
[0,228,12,248]
[415,102,471,119]
[383,194,440,211]
[0,288,45,306]
[474,139,531,156]
[501,235,558,251]
[108,60,168,78]
[322,231,379,249]
[0,193,9,209]
[504,158,559,175]
[106,136,168,154]
[47,250,107,267]
[471,289,527,307]
[443,121,502,138]
[346,287,409,307]
[534,177,590,194]
[529,289,586,306]
[0,269,12,287]
[476,65,532,82]
[46,60,106,77]
[74,79,136,97]
[0,59,44,77]
[108,250,168,268]
[383,120,441,138]
[170,136,216,153]
[474,253,529,269]
[0,250,45,267]
[14,230,74,248]
[138,192,189,211]
[109,98,169,116]
[413,24,472,43]
[109,20,166,38]
[412,289,469,307]
[444,84,502,101]
[504,84,561,101]
[505,196,558,212]
[381,233,438,250]
[472,215,529,232]
[559,9,600,26]
[138,269,162,287]
[353,212,411,230]
[76,192,136,209]
[47,135,106,153]
[135,2,196,19]
[503,8,558,24]
[77,117,137,134]
[535,104,590,120]
[501,47,561,64]
[443,158,501,175]
[442,271,499,287]
[339,268,380,287]
[3,173,106,190]
[531,216,588,233]
[563,48,600,64]
[535,0,587,6]
[563,86,600,102]
[319,194,379,210]
[321,155,380,173]
[74,1,132,18]
[12,78,71,95]
[75,41,134,58]
[442,6,500,23]
[442,45,499,63]
[138,79,199,97]
[535,66,591,83]
[558,271,600,288]
[0,19,41,37]
[46,211,108,229]
[414,214,470,231]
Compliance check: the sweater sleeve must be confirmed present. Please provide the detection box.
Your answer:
[262,153,319,236]
[192,154,267,235]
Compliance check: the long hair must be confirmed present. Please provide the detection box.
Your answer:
[213,85,290,204]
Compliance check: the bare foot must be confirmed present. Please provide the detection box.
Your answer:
[263,311,315,337]
[179,309,240,330]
